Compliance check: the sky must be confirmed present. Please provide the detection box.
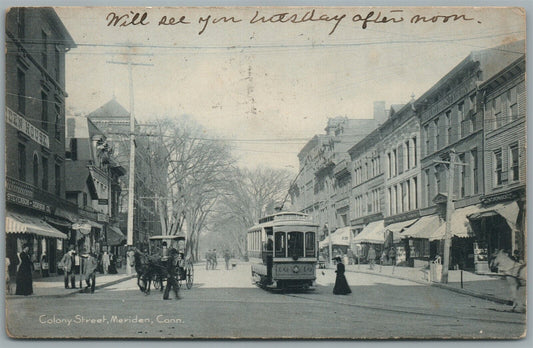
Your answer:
[55,6,526,171]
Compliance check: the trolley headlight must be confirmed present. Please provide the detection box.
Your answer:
[293,265,299,273]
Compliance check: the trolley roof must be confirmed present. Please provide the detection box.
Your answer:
[248,211,319,231]
[149,235,186,241]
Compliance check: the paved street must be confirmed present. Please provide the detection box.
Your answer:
[5,262,526,339]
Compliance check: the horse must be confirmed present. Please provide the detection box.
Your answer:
[131,250,166,295]
[490,249,526,312]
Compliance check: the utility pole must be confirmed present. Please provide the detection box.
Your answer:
[434,150,466,283]
[326,176,333,267]
[107,49,153,255]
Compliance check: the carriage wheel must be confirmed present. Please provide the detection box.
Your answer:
[186,262,194,289]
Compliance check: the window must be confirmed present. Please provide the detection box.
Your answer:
[423,125,429,156]
[412,177,418,209]
[18,144,26,181]
[305,232,315,257]
[54,104,61,140]
[274,232,286,258]
[287,232,303,258]
[17,69,25,115]
[33,154,39,186]
[412,137,417,168]
[405,141,410,171]
[392,149,397,176]
[509,143,519,182]
[17,8,25,38]
[494,149,503,186]
[388,188,392,215]
[471,149,479,194]
[459,154,466,198]
[434,118,440,150]
[366,193,372,213]
[425,169,431,207]
[493,97,503,128]
[507,87,518,121]
[54,47,60,81]
[445,110,452,145]
[397,184,402,213]
[41,92,48,131]
[404,181,410,211]
[387,152,392,178]
[41,30,48,68]
[83,192,88,207]
[55,164,61,196]
[42,157,48,191]
[469,94,476,113]
[391,186,397,215]
[458,101,464,122]
[398,145,404,174]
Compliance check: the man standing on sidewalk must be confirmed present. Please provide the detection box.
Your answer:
[82,251,98,293]
[60,246,76,289]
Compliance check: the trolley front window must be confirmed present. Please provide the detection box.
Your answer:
[287,232,304,258]
[274,232,286,258]
[305,232,315,257]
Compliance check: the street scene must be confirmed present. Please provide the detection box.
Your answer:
[4,6,527,339]
[5,261,526,339]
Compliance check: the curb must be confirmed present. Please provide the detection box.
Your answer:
[6,274,136,299]
[346,268,512,306]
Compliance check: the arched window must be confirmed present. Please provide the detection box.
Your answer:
[33,154,39,187]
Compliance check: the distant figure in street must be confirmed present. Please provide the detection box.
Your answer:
[5,257,11,294]
[224,249,231,270]
[212,249,218,270]
[367,246,376,270]
[163,249,180,300]
[82,251,98,293]
[102,251,110,274]
[60,246,76,289]
[108,253,118,274]
[15,244,33,296]
[40,253,49,277]
[333,257,351,295]
[388,247,397,273]
[379,250,387,272]
[205,250,212,270]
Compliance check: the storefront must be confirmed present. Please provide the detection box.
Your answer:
[5,211,68,278]
[384,218,418,265]
[352,220,385,262]
[400,215,443,267]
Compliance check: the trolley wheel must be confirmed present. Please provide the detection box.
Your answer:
[185,262,194,289]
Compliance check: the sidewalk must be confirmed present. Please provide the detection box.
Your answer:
[6,267,136,299]
[345,263,513,305]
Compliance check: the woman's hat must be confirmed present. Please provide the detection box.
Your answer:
[333,256,342,262]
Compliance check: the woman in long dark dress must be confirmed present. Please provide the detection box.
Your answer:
[333,256,351,295]
[16,244,33,296]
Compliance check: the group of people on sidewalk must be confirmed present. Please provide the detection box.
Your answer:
[59,246,99,293]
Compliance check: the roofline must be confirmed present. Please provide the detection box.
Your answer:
[43,8,77,48]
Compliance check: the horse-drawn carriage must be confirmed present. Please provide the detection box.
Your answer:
[132,235,194,295]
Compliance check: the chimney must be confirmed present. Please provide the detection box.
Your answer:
[373,101,387,125]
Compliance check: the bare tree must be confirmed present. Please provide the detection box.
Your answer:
[210,167,293,258]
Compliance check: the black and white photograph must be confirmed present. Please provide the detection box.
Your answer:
[3,4,527,339]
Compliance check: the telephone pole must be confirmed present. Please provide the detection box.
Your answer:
[434,149,466,283]
[107,48,153,252]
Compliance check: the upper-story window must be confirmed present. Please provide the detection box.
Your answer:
[54,103,61,140]
[17,8,25,39]
[423,125,429,157]
[41,92,48,131]
[493,149,503,187]
[445,110,452,145]
[42,156,49,191]
[433,118,440,150]
[33,154,39,187]
[55,47,61,81]
[509,143,519,182]
[41,30,48,69]
[412,137,417,168]
[507,86,518,122]
[17,69,25,115]
[493,97,503,128]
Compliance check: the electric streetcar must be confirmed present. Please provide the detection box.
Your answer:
[247,212,318,290]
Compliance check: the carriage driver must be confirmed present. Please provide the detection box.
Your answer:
[163,248,181,300]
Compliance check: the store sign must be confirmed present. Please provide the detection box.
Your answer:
[6,192,51,214]
[481,191,519,205]
[98,199,109,205]
[6,107,50,148]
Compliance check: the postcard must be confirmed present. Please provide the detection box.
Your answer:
[4,6,526,339]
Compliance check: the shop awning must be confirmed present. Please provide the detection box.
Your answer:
[72,220,103,230]
[401,215,442,239]
[319,226,351,248]
[468,201,519,230]
[385,218,419,233]
[107,225,126,246]
[5,212,68,239]
[353,220,385,244]
[429,205,480,241]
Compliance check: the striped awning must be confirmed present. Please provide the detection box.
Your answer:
[6,212,68,239]
[353,220,385,244]
[107,225,126,246]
